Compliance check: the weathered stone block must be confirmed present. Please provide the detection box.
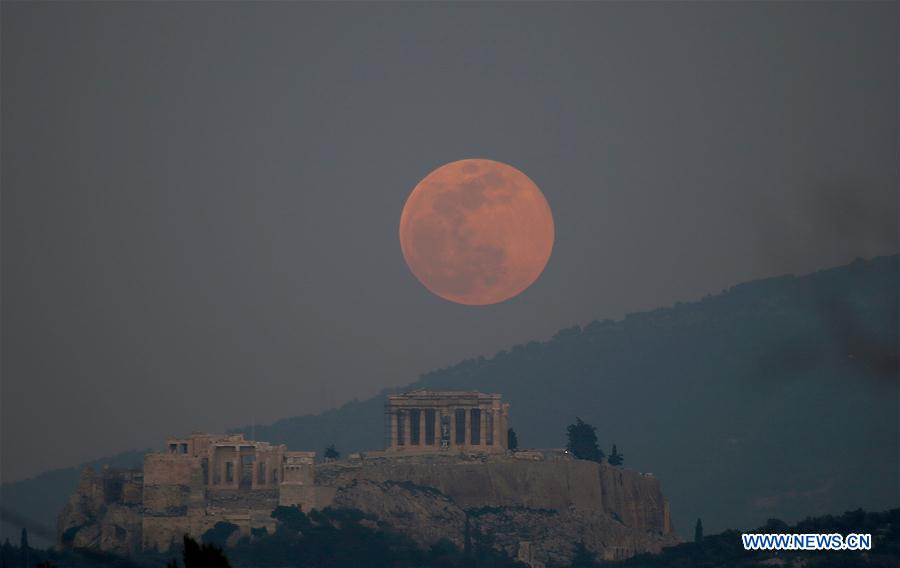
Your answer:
[142,484,191,515]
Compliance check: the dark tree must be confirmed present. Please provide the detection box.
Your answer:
[428,538,464,565]
[182,534,231,568]
[694,518,703,543]
[202,521,239,548]
[570,541,600,567]
[18,528,29,568]
[272,505,311,534]
[608,444,623,466]
[250,526,268,539]
[566,417,604,462]
[463,514,472,559]
[507,428,518,451]
[324,443,340,461]
[1,538,12,568]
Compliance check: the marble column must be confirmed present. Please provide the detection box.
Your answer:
[434,409,441,446]
[391,412,399,449]
[403,411,412,446]
[419,410,426,446]
[234,446,241,488]
[450,409,457,448]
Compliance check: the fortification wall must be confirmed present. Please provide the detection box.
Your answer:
[142,516,192,552]
[142,453,205,551]
[143,454,197,485]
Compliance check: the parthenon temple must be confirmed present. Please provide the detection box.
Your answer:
[386,389,510,453]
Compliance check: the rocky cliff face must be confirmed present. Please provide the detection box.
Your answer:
[332,479,469,549]
[57,467,143,555]
[319,451,676,566]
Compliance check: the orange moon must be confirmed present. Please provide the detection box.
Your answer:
[399,159,555,306]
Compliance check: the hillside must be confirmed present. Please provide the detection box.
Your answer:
[2,254,897,543]
[234,254,900,536]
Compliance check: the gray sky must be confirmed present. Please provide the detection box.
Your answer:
[2,1,897,483]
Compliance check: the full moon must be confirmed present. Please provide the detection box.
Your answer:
[399,159,555,306]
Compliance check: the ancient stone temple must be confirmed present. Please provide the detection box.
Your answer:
[386,390,510,453]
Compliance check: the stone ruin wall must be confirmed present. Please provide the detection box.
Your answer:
[57,467,144,555]
[141,453,202,551]
[140,452,288,551]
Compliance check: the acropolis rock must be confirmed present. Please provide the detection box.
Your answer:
[58,390,677,566]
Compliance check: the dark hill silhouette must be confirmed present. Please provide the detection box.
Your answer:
[2,255,897,543]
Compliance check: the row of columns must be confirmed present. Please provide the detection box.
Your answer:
[392,407,500,449]
[208,447,281,488]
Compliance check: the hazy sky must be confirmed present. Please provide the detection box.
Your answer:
[2,2,897,483]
